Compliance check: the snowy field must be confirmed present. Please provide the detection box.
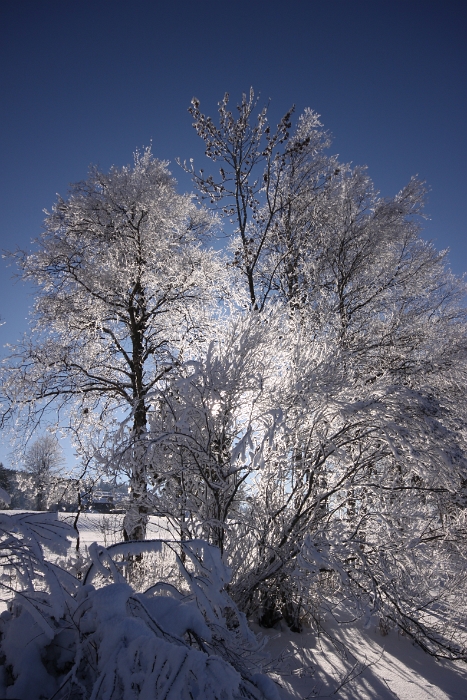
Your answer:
[1,511,467,699]
[58,511,176,548]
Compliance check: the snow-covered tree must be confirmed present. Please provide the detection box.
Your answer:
[184,90,336,311]
[0,464,13,501]
[140,309,286,555]
[22,435,64,511]
[173,91,467,652]
[1,149,218,539]
[1,91,467,661]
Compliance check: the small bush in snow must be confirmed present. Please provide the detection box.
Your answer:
[0,512,279,700]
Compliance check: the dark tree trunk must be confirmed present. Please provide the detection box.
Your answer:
[123,277,150,542]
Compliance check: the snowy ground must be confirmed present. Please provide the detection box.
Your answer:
[2,511,467,699]
[58,511,175,548]
[67,513,467,699]
[261,621,467,699]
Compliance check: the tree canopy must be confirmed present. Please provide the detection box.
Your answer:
[2,150,217,538]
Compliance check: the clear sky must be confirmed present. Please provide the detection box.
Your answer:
[0,0,466,467]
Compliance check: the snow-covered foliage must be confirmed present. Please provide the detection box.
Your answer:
[137,305,467,658]
[1,149,219,540]
[0,512,278,699]
[22,435,65,511]
[173,91,467,656]
[2,90,467,665]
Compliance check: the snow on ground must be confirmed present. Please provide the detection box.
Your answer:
[258,619,467,699]
[2,510,176,548]
[58,511,175,547]
[2,511,467,699]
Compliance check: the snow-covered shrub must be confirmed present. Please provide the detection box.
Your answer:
[293,514,467,661]
[0,512,279,700]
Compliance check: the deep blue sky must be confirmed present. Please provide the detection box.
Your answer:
[0,0,466,466]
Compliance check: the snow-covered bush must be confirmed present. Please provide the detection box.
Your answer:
[0,512,279,699]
